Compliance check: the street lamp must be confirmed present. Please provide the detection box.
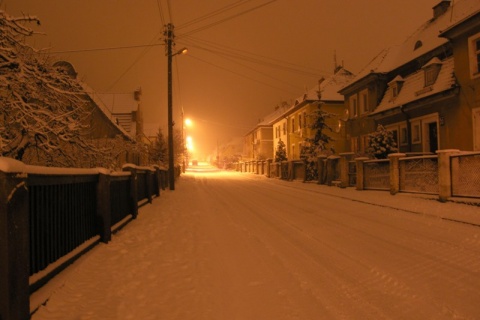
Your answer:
[166,22,187,190]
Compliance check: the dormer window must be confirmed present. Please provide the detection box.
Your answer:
[414,40,423,51]
[422,57,443,87]
[388,75,405,100]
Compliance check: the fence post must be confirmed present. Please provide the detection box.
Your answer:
[266,159,272,178]
[154,167,161,197]
[339,153,354,188]
[0,161,30,320]
[317,155,328,184]
[388,153,406,195]
[96,170,112,243]
[355,157,369,190]
[146,169,153,204]
[437,149,460,202]
[123,166,139,219]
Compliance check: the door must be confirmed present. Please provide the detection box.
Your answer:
[474,108,480,151]
[428,122,438,153]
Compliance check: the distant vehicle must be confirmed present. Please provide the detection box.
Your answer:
[192,160,198,166]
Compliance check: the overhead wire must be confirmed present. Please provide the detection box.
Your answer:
[184,53,300,96]
[176,0,277,38]
[105,31,162,91]
[178,36,329,77]
[176,0,252,30]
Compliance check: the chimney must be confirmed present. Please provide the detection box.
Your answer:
[433,0,451,19]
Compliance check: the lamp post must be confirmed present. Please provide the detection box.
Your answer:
[165,22,187,190]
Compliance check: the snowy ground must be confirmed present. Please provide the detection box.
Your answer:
[31,169,480,319]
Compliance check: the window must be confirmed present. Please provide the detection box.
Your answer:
[414,40,423,51]
[359,89,368,114]
[291,119,295,133]
[422,58,442,87]
[303,112,307,128]
[388,75,404,99]
[425,68,438,86]
[412,121,421,144]
[468,32,480,79]
[298,114,302,129]
[349,95,358,118]
[283,123,286,135]
[400,126,408,146]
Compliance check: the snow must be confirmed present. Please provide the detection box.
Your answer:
[373,57,455,114]
[30,169,480,319]
[341,0,480,93]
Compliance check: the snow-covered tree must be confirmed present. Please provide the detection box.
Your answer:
[0,10,142,169]
[300,104,335,180]
[149,127,168,165]
[367,124,398,159]
[274,139,287,162]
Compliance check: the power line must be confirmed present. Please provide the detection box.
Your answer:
[156,0,166,26]
[176,0,252,30]
[105,32,163,91]
[177,0,277,38]
[178,37,328,78]
[185,53,300,96]
[49,43,164,54]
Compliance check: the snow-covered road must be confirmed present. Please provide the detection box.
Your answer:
[31,170,480,319]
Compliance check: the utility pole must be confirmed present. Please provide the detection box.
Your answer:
[166,23,175,190]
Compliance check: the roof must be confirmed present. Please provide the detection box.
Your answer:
[297,67,355,103]
[80,82,131,138]
[342,0,480,91]
[372,56,456,115]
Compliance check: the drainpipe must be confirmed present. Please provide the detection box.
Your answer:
[400,105,412,152]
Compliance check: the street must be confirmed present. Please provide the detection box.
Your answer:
[31,170,480,320]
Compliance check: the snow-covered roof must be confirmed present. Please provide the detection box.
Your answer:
[296,67,355,103]
[79,82,131,137]
[372,56,456,115]
[343,0,480,90]
[256,104,291,127]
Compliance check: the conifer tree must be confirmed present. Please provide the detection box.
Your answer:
[300,104,335,180]
[150,127,168,165]
[275,139,288,162]
[367,124,398,159]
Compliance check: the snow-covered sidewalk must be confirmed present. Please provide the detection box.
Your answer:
[31,170,480,319]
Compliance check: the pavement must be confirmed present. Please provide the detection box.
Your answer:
[250,173,480,228]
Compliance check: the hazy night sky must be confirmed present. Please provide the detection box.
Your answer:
[3,0,441,159]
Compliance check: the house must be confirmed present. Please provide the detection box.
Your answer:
[53,61,145,165]
[244,104,289,160]
[96,89,143,141]
[271,66,355,160]
[439,6,480,150]
[339,0,480,155]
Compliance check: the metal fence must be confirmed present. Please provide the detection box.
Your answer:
[0,159,168,320]
[29,176,98,276]
[363,159,390,190]
[399,156,439,194]
[451,152,480,198]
